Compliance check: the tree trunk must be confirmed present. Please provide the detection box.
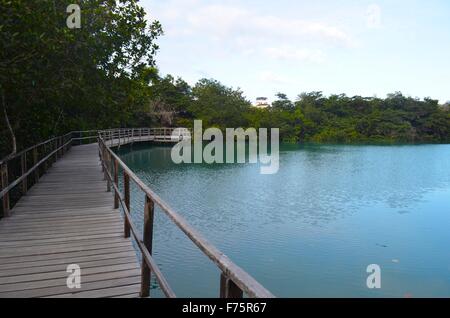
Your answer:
[1,90,17,156]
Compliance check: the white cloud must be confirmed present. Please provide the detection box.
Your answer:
[258,71,290,84]
[186,5,247,37]
[152,0,354,63]
[264,47,326,64]
[366,4,382,29]
[180,4,353,45]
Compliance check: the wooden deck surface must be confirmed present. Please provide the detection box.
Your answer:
[0,144,141,298]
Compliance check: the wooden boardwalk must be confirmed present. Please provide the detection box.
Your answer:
[0,129,274,299]
[0,144,141,298]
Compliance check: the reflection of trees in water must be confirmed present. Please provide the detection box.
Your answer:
[118,144,450,228]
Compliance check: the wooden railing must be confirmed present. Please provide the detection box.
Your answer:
[102,127,191,147]
[0,128,180,217]
[0,131,99,217]
[98,128,275,298]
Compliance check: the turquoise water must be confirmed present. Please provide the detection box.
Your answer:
[117,143,450,298]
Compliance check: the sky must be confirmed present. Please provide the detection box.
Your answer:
[141,0,450,104]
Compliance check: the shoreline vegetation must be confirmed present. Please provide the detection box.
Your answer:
[1,1,449,159]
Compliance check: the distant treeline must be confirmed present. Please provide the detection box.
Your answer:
[147,75,450,144]
[1,1,449,159]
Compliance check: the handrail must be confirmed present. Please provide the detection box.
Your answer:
[0,129,164,217]
[0,132,72,166]
[0,132,76,217]
[98,128,275,298]
[0,139,72,198]
[0,129,116,217]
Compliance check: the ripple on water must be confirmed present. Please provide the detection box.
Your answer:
[118,143,450,297]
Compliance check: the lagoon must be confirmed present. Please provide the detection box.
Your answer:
[117,143,450,297]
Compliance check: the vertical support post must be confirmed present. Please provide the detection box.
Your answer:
[21,153,27,194]
[220,273,243,298]
[114,159,119,209]
[1,163,10,217]
[103,148,107,178]
[55,138,58,161]
[60,136,64,156]
[101,145,105,174]
[123,172,130,238]
[140,195,155,297]
[106,152,111,192]
[33,147,39,184]
[43,143,48,172]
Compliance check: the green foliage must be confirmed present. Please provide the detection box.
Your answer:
[0,0,162,157]
[188,79,251,129]
[242,91,450,143]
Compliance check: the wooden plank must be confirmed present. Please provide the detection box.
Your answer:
[0,238,133,258]
[0,250,136,270]
[0,246,134,265]
[0,276,141,298]
[47,284,141,298]
[0,224,122,237]
[0,269,141,293]
[0,232,125,248]
[0,256,139,278]
[112,293,140,298]
[0,220,123,233]
[0,226,122,241]
[0,260,139,285]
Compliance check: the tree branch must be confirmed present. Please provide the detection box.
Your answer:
[1,90,17,157]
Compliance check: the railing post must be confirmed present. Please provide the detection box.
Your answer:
[33,147,39,184]
[103,148,107,178]
[60,136,64,156]
[123,171,131,238]
[140,195,155,297]
[43,144,48,172]
[106,152,111,192]
[101,146,105,174]
[114,158,119,209]
[21,153,27,195]
[220,273,243,298]
[55,138,58,161]
[1,163,10,217]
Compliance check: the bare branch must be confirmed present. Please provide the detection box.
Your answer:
[1,90,17,157]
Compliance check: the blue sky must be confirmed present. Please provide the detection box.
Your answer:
[141,0,450,104]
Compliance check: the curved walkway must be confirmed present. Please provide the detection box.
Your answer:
[0,144,140,298]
